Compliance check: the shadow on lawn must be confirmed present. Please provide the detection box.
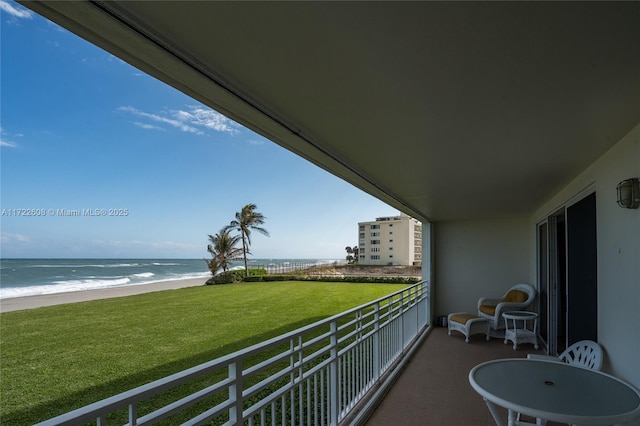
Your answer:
[5,317,327,425]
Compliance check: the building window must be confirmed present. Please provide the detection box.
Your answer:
[389,231,393,235]
[370,255,380,260]
[389,247,393,250]
[370,240,380,245]
[359,225,365,231]
[389,255,393,258]
[389,224,393,227]
[389,239,393,242]
[371,247,380,252]
[371,224,380,229]
[371,232,380,237]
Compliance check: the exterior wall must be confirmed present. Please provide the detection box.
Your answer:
[529,122,640,387]
[430,124,639,387]
[358,215,421,265]
[432,217,530,317]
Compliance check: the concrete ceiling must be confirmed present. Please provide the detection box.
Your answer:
[21,1,640,222]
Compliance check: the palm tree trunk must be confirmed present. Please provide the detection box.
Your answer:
[241,232,249,277]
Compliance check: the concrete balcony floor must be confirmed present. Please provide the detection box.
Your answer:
[365,326,562,426]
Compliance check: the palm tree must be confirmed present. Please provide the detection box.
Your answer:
[207,228,244,274]
[205,255,221,277]
[345,245,359,264]
[225,204,269,277]
[345,246,354,263]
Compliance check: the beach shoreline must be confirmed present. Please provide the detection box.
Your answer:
[0,277,209,313]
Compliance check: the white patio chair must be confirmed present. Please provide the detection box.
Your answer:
[527,340,603,370]
[477,283,536,338]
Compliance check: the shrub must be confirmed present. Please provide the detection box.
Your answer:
[206,271,243,285]
[247,268,268,276]
[262,275,296,282]
[244,276,263,282]
[206,268,269,284]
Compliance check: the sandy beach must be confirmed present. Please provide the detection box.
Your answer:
[0,277,208,313]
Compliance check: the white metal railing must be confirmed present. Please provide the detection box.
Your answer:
[36,281,430,426]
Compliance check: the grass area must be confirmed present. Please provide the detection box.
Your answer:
[0,281,408,425]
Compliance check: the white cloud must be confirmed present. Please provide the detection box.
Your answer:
[1,232,32,243]
[118,106,203,135]
[118,105,240,136]
[173,106,240,134]
[1,127,20,147]
[133,121,165,131]
[0,1,33,19]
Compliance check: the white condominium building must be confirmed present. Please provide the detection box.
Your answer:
[358,214,422,266]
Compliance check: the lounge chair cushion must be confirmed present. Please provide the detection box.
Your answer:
[449,313,479,325]
[479,305,496,316]
[504,290,527,303]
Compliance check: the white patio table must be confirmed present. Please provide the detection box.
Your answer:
[468,358,640,426]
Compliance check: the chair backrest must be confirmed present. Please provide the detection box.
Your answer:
[504,283,536,304]
[559,340,603,370]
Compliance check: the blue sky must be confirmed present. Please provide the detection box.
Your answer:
[0,1,399,259]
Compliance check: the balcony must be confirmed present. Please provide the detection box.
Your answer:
[366,326,561,426]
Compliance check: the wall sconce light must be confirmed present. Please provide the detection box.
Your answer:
[616,178,640,209]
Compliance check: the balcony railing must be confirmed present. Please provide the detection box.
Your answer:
[36,281,430,426]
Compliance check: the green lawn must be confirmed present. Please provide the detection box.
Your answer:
[0,281,407,425]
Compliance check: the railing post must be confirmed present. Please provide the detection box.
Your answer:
[329,320,339,426]
[373,303,380,382]
[400,291,405,350]
[129,403,137,425]
[229,361,243,424]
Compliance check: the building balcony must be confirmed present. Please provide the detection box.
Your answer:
[366,326,562,426]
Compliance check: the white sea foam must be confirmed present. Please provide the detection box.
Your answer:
[0,277,132,298]
[133,272,155,278]
[0,271,211,299]
[105,263,141,268]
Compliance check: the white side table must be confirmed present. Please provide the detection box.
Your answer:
[503,311,538,350]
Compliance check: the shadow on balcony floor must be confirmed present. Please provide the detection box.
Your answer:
[365,326,561,426]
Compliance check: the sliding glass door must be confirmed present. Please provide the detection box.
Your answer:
[537,192,596,355]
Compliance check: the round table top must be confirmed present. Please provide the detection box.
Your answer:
[469,358,640,425]
[502,311,538,319]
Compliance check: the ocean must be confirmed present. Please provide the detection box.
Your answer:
[0,258,339,299]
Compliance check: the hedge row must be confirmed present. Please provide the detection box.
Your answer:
[207,273,419,285]
[206,268,268,285]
